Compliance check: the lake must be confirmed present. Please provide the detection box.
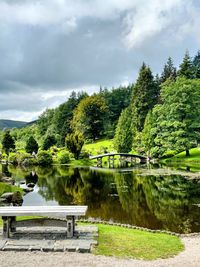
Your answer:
[1,163,200,234]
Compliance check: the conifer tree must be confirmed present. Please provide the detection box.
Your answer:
[132,63,159,132]
[2,130,15,154]
[193,50,200,78]
[25,136,39,154]
[114,107,133,153]
[160,57,176,83]
[177,51,194,79]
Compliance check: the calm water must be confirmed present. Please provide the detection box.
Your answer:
[1,163,200,234]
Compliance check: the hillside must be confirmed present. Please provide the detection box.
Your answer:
[0,119,28,129]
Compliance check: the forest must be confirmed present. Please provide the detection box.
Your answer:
[0,50,200,165]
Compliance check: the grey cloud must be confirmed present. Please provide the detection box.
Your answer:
[0,0,200,120]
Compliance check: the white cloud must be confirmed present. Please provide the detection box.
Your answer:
[122,0,200,48]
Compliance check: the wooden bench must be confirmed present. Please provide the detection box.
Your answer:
[0,205,88,238]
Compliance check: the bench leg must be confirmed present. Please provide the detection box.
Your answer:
[2,216,10,238]
[10,216,16,232]
[66,216,75,238]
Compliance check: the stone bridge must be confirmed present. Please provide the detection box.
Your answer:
[89,153,148,167]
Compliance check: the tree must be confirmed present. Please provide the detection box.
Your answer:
[72,95,108,140]
[99,85,133,136]
[177,51,194,79]
[149,78,200,157]
[37,109,55,135]
[160,57,176,84]
[141,110,155,157]
[132,63,160,132]
[42,135,57,150]
[193,50,200,78]
[114,107,133,153]
[2,130,15,154]
[65,132,84,159]
[25,136,39,154]
[53,91,88,146]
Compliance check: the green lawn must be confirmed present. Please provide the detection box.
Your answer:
[93,224,183,260]
[83,139,114,155]
[163,147,200,170]
[173,147,200,160]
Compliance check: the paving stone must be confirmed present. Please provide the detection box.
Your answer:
[0,240,7,250]
[0,225,97,253]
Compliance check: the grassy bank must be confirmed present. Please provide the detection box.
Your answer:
[83,139,114,155]
[92,224,184,260]
[162,147,200,170]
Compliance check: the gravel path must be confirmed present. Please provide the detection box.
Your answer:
[0,235,199,267]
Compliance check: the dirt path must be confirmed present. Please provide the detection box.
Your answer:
[0,235,199,267]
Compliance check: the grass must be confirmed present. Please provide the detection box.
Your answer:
[0,218,184,260]
[173,147,200,161]
[83,139,114,155]
[163,147,200,170]
[93,224,184,260]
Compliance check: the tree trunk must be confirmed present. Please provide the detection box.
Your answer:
[186,149,190,157]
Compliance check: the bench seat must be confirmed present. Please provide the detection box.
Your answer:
[0,205,88,238]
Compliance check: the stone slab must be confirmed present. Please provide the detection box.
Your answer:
[0,225,98,252]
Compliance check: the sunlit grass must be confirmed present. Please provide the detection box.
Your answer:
[83,139,114,155]
[93,224,184,260]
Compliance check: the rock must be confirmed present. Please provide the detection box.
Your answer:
[0,177,15,184]
[0,197,9,204]
[23,187,34,193]
[12,191,23,205]
[1,192,14,202]
[27,183,35,188]
[1,191,23,205]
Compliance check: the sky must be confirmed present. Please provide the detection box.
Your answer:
[0,0,200,121]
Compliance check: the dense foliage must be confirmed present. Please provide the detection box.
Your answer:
[25,136,39,154]
[65,132,84,159]
[1,49,200,161]
[2,130,15,154]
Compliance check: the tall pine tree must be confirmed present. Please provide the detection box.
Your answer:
[132,63,159,132]
[160,57,176,84]
[193,50,200,78]
[177,51,194,79]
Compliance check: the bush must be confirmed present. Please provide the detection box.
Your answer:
[37,150,53,166]
[57,150,70,164]
[16,152,33,166]
[8,153,18,165]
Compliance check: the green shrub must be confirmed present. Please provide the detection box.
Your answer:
[57,150,70,164]
[8,153,18,165]
[16,152,33,166]
[37,150,53,166]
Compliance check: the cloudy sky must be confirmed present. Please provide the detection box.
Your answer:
[0,0,200,121]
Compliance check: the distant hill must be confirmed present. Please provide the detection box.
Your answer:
[0,119,29,129]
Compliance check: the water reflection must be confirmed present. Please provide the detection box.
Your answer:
[1,164,200,233]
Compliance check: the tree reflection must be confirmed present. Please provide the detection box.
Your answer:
[4,164,200,233]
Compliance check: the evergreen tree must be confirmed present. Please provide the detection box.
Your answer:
[65,132,84,159]
[42,135,57,150]
[177,51,194,79]
[193,50,200,78]
[53,91,88,146]
[25,136,39,154]
[114,107,133,153]
[160,57,176,84]
[132,63,159,132]
[2,130,15,154]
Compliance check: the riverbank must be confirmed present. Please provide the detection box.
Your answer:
[0,234,199,267]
